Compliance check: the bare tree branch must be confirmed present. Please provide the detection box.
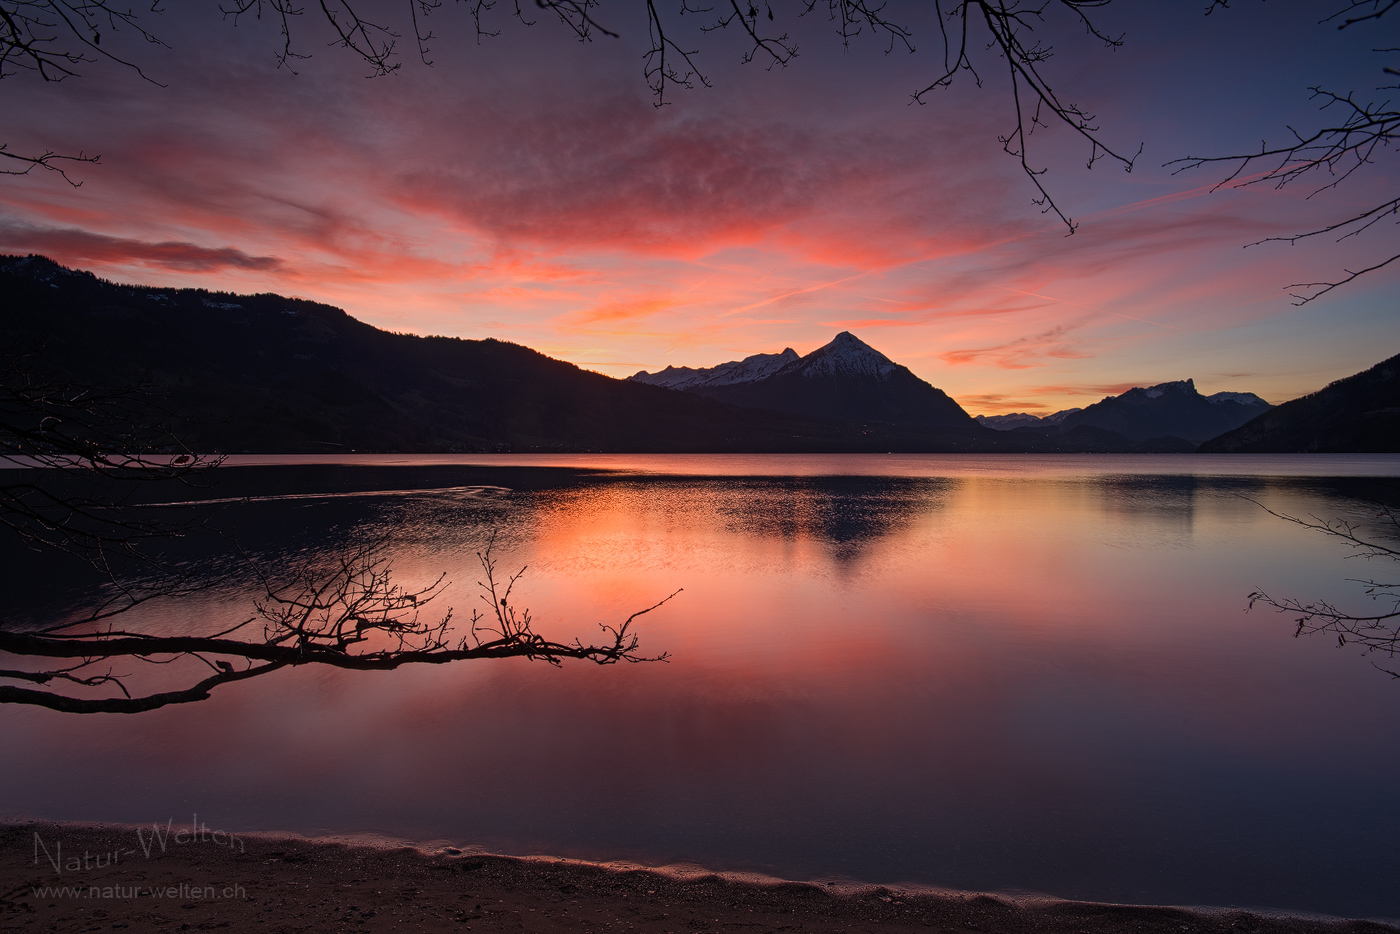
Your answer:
[1169,4,1400,303]
[1321,0,1400,30]
[0,539,677,713]
[0,0,167,83]
[0,142,98,186]
[912,1,1138,233]
[218,0,313,73]
[0,0,166,184]
[1247,501,1400,678]
[1282,250,1400,304]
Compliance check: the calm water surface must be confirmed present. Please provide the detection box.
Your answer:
[4,455,1400,917]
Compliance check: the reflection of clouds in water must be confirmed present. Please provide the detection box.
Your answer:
[1084,477,1204,550]
[707,478,950,567]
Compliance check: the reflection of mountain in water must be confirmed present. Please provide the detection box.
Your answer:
[16,464,1399,636]
[707,477,951,564]
[519,476,953,570]
[1097,476,1204,544]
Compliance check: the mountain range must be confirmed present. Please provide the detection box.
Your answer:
[0,256,984,453]
[631,341,1271,448]
[974,380,1273,445]
[2,255,1394,453]
[976,409,1081,430]
[630,332,975,431]
[631,348,800,392]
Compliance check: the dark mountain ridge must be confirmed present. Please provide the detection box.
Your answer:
[975,381,1271,444]
[15,255,1381,454]
[1056,379,1271,444]
[0,256,998,453]
[1199,353,1400,452]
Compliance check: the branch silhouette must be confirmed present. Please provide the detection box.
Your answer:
[10,2,1390,280]
[1,0,1138,230]
[0,540,677,713]
[1247,501,1400,678]
[1171,4,1400,302]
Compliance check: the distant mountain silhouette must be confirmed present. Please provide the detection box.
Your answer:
[1054,379,1272,445]
[631,332,976,431]
[7,255,1310,455]
[1199,353,1400,452]
[975,409,1080,430]
[0,256,964,454]
[973,380,1270,447]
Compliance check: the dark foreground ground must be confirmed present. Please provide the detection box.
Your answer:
[2,822,1395,934]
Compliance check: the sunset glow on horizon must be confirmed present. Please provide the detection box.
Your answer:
[3,1,1395,415]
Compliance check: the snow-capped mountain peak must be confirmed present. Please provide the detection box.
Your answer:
[791,331,898,380]
[626,331,972,429]
[1140,379,1194,400]
[1208,390,1270,406]
[629,332,904,390]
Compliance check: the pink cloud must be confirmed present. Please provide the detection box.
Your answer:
[373,87,1021,269]
[0,222,283,272]
[939,325,1097,370]
[1,19,1392,418]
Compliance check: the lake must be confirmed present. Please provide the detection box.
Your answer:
[4,454,1400,919]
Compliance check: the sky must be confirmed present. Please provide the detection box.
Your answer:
[2,0,1396,415]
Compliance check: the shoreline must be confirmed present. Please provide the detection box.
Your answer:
[3,821,1397,934]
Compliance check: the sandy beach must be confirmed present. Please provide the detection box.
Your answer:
[2,821,1394,934]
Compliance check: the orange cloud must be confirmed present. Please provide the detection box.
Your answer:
[567,295,678,326]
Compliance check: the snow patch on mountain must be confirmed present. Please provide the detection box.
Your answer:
[976,408,1082,430]
[1208,391,1270,406]
[1141,380,1194,400]
[630,348,798,391]
[975,413,1043,430]
[1125,381,1267,408]
[630,332,903,389]
[1,254,89,283]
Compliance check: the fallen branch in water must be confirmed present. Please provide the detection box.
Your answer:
[0,540,676,713]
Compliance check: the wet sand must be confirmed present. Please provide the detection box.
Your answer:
[2,821,1394,934]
